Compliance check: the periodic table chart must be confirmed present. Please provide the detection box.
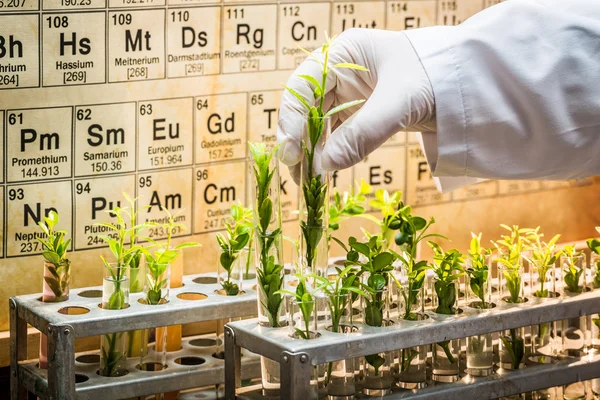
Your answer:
[0,0,591,334]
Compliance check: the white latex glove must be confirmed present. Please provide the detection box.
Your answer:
[277,28,435,183]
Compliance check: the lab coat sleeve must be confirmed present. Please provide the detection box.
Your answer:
[404,0,600,185]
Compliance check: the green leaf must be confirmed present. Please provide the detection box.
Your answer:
[298,74,323,94]
[324,100,366,118]
[259,198,273,232]
[283,85,311,110]
[107,289,125,310]
[364,304,383,327]
[173,242,201,250]
[331,237,349,253]
[331,63,369,71]
[412,216,427,230]
[372,252,394,271]
[42,251,61,266]
[350,242,369,257]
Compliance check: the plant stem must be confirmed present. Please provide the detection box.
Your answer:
[245,236,253,279]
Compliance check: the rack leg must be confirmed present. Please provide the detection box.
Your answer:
[47,324,75,399]
[224,325,241,400]
[281,351,312,400]
[9,299,27,400]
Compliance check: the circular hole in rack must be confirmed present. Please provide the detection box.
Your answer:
[138,298,170,305]
[467,301,497,310]
[78,290,103,298]
[58,306,90,315]
[189,338,217,347]
[76,354,100,364]
[214,289,246,296]
[174,356,206,366]
[326,324,358,334]
[75,374,89,384]
[528,355,555,365]
[193,277,218,284]
[96,369,129,377]
[177,292,208,301]
[98,303,131,310]
[137,362,168,372]
[501,296,529,304]
[334,259,346,266]
[533,291,561,299]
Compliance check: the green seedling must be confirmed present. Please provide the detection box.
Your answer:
[311,264,365,384]
[123,193,148,293]
[371,193,445,320]
[562,245,585,294]
[494,225,535,370]
[250,142,286,327]
[429,242,464,364]
[215,204,251,296]
[465,233,492,308]
[338,236,394,375]
[284,33,367,273]
[37,210,71,301]
[143,208,199,304]
[96,202,147,377]
[276,275,326,340]
[494,225,535,304]
[524,227,561,298]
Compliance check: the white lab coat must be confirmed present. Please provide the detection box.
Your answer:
[404,0,600,192]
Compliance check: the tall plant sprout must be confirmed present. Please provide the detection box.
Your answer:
[123,193,147,293]
[494,225,534,370]
[340,236,394,376]
[429,242,464,364]
[284,33,367,276]
[250,142,286,328]
[494,225,534,304]
[562,245,585,294]
[276,275,326,340]
[524,227,561,298]
[144,208,199,304]
[382,199,445,320]
[97,205,145,377]
[216,205,251,296]
[98,207,145,310]
[37,210,71,302]
[465,233,491,309]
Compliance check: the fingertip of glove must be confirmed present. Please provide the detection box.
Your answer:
[321,148,348,172]
[276,137,302,166]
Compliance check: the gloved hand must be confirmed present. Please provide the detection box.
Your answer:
[277,28,436,182]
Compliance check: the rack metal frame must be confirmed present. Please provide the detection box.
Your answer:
[224,289,600,399]
[10,273,259,400]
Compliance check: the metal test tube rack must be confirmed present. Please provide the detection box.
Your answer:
[224,289,600,400]
[10,273,260,400]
